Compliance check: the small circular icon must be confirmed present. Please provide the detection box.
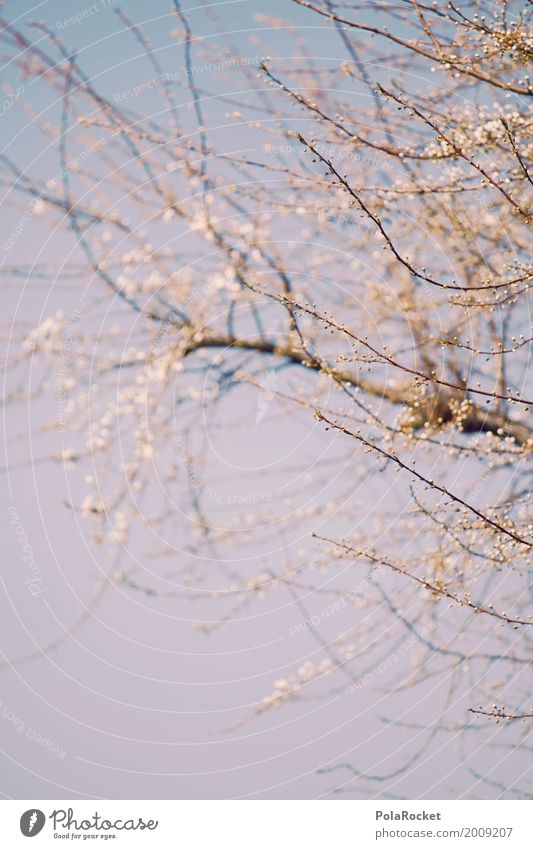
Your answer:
[20,810,46,837]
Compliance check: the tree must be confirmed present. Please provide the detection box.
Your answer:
[1,0,531,797]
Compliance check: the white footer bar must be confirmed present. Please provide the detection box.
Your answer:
[1,799,530,848]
